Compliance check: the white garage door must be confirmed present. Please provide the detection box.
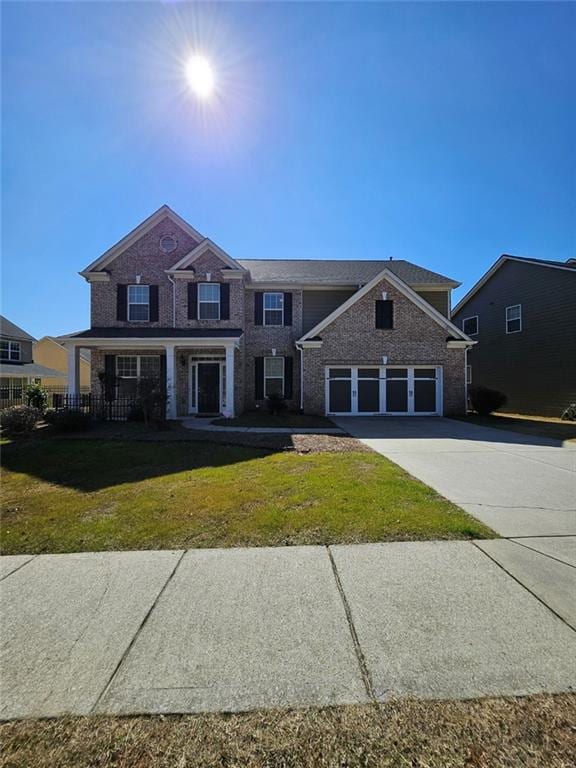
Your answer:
[326,366,442,416]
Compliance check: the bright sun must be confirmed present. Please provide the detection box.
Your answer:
[185,54,215,100]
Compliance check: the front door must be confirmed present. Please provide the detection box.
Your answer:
[197,363,220,414]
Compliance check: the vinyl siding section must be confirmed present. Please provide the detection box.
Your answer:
[453,261,576,416]
[301,290,356,335]
[415,290,450,318]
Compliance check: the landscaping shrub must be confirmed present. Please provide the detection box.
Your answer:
[266,392,287,416]
[469,386,507,416]
[24,383,48,412]
[0,405,41,435]
[46,410,92,432]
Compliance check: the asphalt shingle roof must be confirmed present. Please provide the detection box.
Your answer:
[0,316,35,342]
[236,259,459,287]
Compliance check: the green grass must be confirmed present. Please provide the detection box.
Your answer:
[211,411,335,428]
[0,439,493,554]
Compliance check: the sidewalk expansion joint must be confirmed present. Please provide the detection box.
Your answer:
[90,549,187,714]
[326,546,376,703]
[471,541,576,634]
[507,539,576,570]
[0,555,38,582]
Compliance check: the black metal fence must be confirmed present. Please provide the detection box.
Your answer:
[0,388,91,411]
[0,391,145,421]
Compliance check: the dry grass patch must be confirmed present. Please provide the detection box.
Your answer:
[1,695,575,768]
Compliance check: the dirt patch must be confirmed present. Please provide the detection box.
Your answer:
[1,694,574,768]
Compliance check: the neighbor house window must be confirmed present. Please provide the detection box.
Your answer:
[264,356,284,397]
[128,285,150,322]
[263,293,284,326]
[198,283,221,320]
[116,355,161,396]
[0,377,27,401]
[0,341,21,361]
[462,316,478,336]
[506,305,522,334]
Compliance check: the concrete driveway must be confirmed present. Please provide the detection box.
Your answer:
[333,417,576,537]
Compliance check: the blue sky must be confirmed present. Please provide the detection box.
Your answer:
[2,1,575,337]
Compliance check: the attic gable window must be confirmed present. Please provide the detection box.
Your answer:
[128,285,150,322]
[0,341,21,361]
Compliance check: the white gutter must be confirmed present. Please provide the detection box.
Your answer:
[166,273,176,327]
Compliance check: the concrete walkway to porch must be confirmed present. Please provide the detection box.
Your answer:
[1,538,575,721]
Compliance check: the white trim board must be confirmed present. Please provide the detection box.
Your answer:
[453,255,576,316]
[167,239,246,273]
[298,267,472,343]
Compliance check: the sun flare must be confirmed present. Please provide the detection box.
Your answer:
[185,54,215,100]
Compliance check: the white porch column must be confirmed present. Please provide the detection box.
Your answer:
[165,343,177,420]
[223,344,235,418]
[67,344,80,396]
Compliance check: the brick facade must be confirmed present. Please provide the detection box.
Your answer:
[83,214,467,418]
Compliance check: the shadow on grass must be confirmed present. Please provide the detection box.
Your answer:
[1,438,277,493]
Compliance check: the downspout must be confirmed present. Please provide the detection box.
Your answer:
[167,273,176,328]
[296,342,304,412]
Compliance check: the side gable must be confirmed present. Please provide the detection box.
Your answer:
[80,205,204,279]
[299,268,471,343]
[167,239,246,274]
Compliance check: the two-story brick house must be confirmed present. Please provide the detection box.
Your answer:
[63,205,473,418]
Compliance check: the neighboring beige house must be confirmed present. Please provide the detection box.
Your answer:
[33,336,91,388]
[61,205,474,418]
[0,316,65,403]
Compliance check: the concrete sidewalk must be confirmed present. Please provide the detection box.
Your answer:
[334,417,576,537]
[1,540,575,720]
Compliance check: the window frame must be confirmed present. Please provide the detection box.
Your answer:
[0,340,21,361]
[505,304,522,334]
[264,356,285,398]
[127,284,150,322]
[116,355,161,381]
[462,315,479,336]
[198,283,221,321]
[263,292,284,326]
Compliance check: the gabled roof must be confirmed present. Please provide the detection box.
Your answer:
[298,268,471,343]
[167,239,245,272]
[453,254,576,316]
[0,315,35,342]
[80,205,204,275]
[237,259,459,288]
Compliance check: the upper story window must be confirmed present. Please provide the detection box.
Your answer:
[0,340,21,361]
[462,316,478,336]
[198,283,221,320]
[128,285,150,322]
[264,292,284,326]
[506,304,522,334]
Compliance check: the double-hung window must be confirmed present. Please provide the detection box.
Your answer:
[128,285,150,322]
[0,341,21,361]
[116,355,161,397]
[506,305,522,334]
[198,283,221,320]
[263,293,284,326]
[462,316,478,336]
[264,356,284,397]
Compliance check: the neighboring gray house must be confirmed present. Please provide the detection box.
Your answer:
[62,205,474,418]
[452,255,576,417]
[0,316,65,402]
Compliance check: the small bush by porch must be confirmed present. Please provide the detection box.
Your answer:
[0,437,493,555]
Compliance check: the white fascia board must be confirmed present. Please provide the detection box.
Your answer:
[295,340,323,349]
[168,239,246,272]
[299,268,471,342]
[59,336,242,349]
[79,271,111,283]
[81,205,204,275]
[447,340,476,349]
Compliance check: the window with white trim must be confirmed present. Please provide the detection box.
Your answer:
[128,285,150,322]
[462,316,478,336]
[1,341,21,361]
[264,356,284,397]
[506,304,522,334]
[263,292,284,326]
[116,355,161,397]
[198,283,221,320]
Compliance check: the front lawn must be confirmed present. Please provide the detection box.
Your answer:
[212,411,335,428]
[0,439,492,554]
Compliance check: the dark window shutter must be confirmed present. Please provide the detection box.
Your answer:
[283,292,293,326]
[254,292,263,325]
[255,357,264,399]
[375,300,394,329]
[104,354,116,401]
[220,283,230,320]
[284,356,293,399]
[188,283,198,320]
[116,285,127,321]
[149,285,159,322]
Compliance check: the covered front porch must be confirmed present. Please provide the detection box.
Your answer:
[63,330,242,419]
